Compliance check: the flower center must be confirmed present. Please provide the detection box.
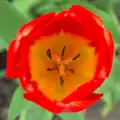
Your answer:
[46,46,80,86]
[29,33,97,101]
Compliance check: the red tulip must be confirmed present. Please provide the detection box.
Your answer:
[6,5,114,113]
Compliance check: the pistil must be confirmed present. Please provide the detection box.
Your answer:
[46,47,80,86]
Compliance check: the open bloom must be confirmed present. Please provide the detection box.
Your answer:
[6,5,114,113]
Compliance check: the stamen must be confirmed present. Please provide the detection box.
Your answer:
[60,76,64,86]
[47,68,54,71]
[69,69,75,73]
[46,49,52,59]
[73,53,80,60]
[61,46,66,57]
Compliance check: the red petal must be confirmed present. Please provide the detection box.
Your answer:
[6,40,20,78]
[28,10,105,42]
[70,5,103,26]
[16,12,55,40]
[62,70,105,103]
[24,91,64,114]
[63,93,103,112]
[104,30,114,77]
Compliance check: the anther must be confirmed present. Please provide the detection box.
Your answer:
[73,53,80,60]
[47,68,54,71]
[61,46,66,57]
[46,49,52,59]
[69,69,75,73]
[60,76,64,86]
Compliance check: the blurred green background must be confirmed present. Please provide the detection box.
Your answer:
[0,0,120,120]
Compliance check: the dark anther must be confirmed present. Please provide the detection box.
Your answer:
[47,68,54,71]
[69,69,75,73]
[61,46,66,57]
[46,49,52,59]
[73,53,80,60]
[60,77,64,86]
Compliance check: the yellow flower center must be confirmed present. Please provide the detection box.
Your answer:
[29,32,97,101]
[46,47,82,85]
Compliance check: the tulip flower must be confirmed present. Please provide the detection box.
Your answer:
[6,5,114,113]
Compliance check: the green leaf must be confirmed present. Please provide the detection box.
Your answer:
[89,0,120,8]
[102,102,113,117]
[0,37,8,50]
[101,92,113,117]
[0,1,28,44]
[96,55,120,116]
[13,0,61,18]
[36,4,61,14]
[20,103,53,120]
[9,86,53,120]
[59,113,84,120]
[62,0,86,4]
[0,70,5,77]
[8,87,32,120]
[13,0,41,19]
[88,0,113,12]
